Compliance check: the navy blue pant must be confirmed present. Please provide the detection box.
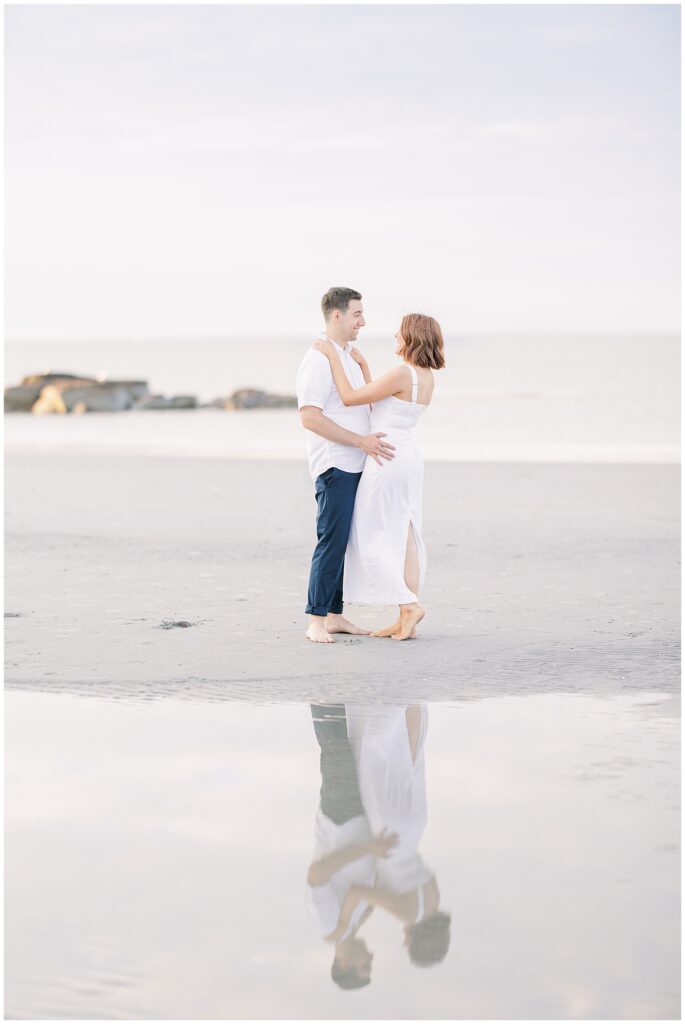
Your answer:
[306,467,362,616]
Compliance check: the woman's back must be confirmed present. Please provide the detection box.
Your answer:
[392,364,434,405]
[369,365,430,438]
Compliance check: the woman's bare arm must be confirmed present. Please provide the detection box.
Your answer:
[313,341,407,407]
[307,843,372,887]
[340,884,416,923]
[358,357,372,384]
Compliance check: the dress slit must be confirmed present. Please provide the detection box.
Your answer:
[402,518,421,602]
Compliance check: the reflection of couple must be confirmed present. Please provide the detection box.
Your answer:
[296,287,445,643]
[306,704,451,989]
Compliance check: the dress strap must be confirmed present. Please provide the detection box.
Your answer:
[408,365,419,404]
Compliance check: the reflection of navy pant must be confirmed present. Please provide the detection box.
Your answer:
[306,467,362,616]
[310,704,365,824]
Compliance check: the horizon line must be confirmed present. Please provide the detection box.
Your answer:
[5,329,681,345]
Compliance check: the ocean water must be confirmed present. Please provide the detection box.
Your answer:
[4,333,680,462]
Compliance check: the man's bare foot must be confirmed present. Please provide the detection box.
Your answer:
[326,613,371,636]
[391,604,425,641]
[306,617,336,643]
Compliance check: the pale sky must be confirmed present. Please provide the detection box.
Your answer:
[5,4,680,340]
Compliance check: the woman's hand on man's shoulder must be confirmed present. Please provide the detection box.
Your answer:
[348,346,368,367]
[312,338,336,359]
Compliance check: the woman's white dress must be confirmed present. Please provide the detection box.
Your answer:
[346,705,434,913]
[343,365,427,605]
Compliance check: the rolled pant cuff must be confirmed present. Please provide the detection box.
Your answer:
[306,605,343,616]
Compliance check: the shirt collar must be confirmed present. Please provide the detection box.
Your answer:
[318,331,351,353]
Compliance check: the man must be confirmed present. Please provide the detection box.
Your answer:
[306,704,398,989]
[296,287,395,644]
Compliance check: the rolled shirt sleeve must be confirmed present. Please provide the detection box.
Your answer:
[296,350,332,410]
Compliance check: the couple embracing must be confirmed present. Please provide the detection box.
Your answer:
[296,287,445,643]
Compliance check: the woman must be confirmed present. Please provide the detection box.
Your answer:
[314,313,445,640]
[329,703,452,968]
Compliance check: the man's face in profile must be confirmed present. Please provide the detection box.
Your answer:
[338,300,365,343]
[349,937,373,980]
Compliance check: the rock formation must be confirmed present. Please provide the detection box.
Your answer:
[5,372,297,413]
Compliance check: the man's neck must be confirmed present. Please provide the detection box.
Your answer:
[321,329,348,351]
[335,935,355,961]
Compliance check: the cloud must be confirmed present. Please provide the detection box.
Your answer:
[4,4,680,337]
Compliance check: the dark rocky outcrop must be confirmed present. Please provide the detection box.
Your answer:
[134,394,198,410]
[5,371,296,413]
[6,374,100,412]
[64,385,137,413]
[4,385,44,412]
[224,388,297,410]
[30,379,150,414]
[201,397,229,410]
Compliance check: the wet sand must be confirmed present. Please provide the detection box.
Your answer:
[4,455,679,704]
[5,454,680,1019]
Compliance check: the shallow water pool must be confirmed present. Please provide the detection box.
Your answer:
[5,689,680,1020]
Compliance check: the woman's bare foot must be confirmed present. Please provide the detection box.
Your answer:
[391,604,425,640]
[371,619,416,639]
[306,616,336,643]
[371,619,400,637]
[326,613,371,636]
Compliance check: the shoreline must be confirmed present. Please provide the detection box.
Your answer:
[3,428,680,466]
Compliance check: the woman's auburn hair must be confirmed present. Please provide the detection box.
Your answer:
[400,313,445,370]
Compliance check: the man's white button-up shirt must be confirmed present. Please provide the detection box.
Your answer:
[296,333,371,481]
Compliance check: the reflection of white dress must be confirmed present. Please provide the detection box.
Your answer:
[343,366,427,605]
[305,809,375,940]
[346,705,433,906]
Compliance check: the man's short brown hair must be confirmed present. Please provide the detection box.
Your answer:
[321,287,362,321]
[331,958,371,989]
